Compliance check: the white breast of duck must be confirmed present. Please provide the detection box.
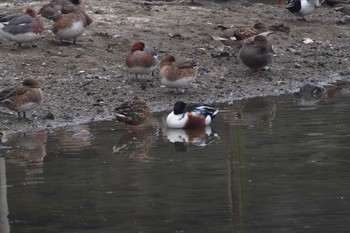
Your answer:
[300,0,320,15]
[287,0,320,15]
[0,30,41,42]
[160,72,196,88]
[55,19,86,39]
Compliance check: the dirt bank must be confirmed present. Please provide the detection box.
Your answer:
[0,0,349,133]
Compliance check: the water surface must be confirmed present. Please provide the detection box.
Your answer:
[1,82,350,233]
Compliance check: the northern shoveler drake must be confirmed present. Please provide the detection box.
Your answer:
[114,96,150,128]
[286,0,321,20]
[0,79,43,119]
[0,7,44,47]
[125,41,159,81]
[239,32,274,75]
[218,22,268,49]
[51,9,92,44]
[166,101,219,129]
[39,0,83,20]
[159,55,198,94]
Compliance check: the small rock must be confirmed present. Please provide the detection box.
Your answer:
[294,63,302,68]
[43,112,55,120]
[211,51,231,58]
[168,33,182,39]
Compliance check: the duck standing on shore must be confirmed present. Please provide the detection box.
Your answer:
[0,79,44,120]
[39,0,92,44]
[125,41,159,82]
[239,32,274,75]
[0,7,44,47]
[159,55,198,94]
[285,0,321,20]
[51,9,92,44]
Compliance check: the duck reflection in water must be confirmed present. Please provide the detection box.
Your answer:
[166,126,220,152]
[57,125,93,150]
[112,127,155,159]
[1,131,47,184]
[4,131,47,165]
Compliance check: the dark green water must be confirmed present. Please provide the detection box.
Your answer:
[1,83,350,233]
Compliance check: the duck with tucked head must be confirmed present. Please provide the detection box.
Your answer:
[51,9,92,44]
[166,101,218,129]
[218,22,268,49]
[159,55,198,94]
[286,0,321,21]
[39,0,83,20]
[114,96,150,128]
[239,32,274,75]
[0,7,44,47]
[0,79,43,120]
[125,41,159,82]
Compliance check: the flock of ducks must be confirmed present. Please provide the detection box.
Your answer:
[0,0,92,46]
[0,79,219,129]
[0,0,349,130]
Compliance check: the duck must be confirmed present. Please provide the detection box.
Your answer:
[166,101,219,129]
[218,22,268,49]
[239,32,274,75]
[114,96,150,128]
[0,7,44,47]
[285,0,321,20]
[0,79,44,120]
[39,0,83,20]
[159,55,198,94]
[51,9,92,44]
[125,41,159,81]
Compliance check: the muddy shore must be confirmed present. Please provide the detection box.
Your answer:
[0,0,349,133]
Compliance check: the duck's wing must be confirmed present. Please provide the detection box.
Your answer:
[194,106,219,118]
[115,99,148,116]
[233,26,260,41]
[176,59,197,69]
[0,86,28,103]
[0,13,22,23]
